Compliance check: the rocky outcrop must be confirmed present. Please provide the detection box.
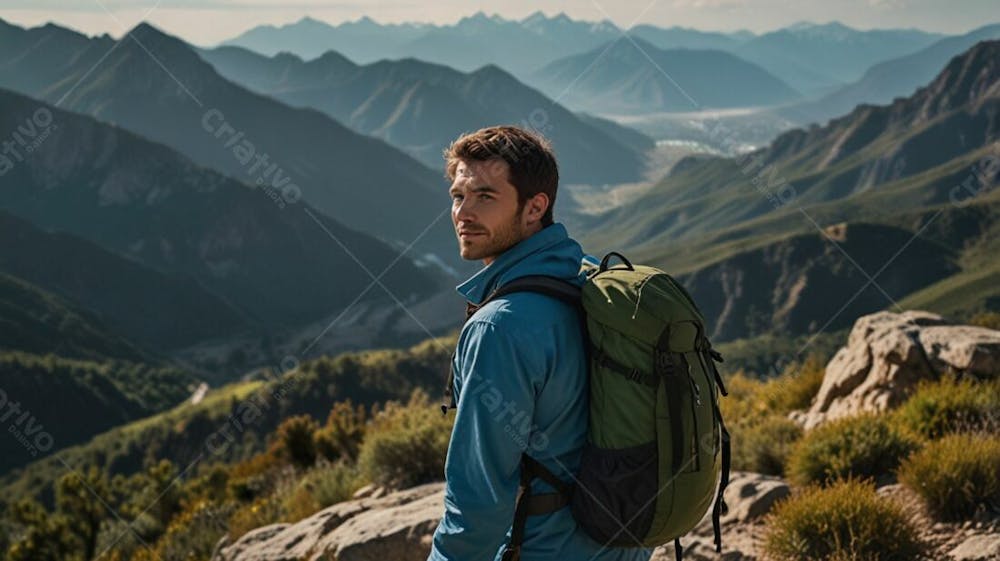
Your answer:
[213,463,998,561]
[213,471,793,561]
[720,472,790,525]
[212,483,443,561]
[795,310,1000,429]
[950,534,1000,561]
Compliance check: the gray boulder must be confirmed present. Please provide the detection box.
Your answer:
[796,311,1000,429]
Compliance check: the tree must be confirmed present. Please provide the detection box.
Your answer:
[5,499,75,561]
[273,415,319,469]
[55,467,110,560]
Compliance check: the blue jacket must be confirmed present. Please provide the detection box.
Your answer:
[429,223,654,561]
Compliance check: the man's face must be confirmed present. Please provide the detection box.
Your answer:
[449,159,533,265]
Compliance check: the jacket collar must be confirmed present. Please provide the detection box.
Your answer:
[456,223,572,305]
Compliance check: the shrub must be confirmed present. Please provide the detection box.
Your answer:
[721,354,825,422]
[720,370,771,421]
[764,478,926,561]
[969,311,1000,330]
[731,414,803,476]
[760,354,827,414]
[272,415,320,469]
[898,433,1000,521]
[150,501,233,561]
[226,495,284,542]
[787,413,919,486]
[283,462,364,522]
[893,376,1000,440]
[357,390,453,488]
[316,400,367,463]
[226,453,281,502]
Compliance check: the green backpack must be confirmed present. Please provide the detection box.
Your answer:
[443,252,731,561]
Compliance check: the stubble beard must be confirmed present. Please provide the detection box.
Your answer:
[460,210,526,262]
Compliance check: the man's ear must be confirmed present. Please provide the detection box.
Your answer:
[523,193,549,225]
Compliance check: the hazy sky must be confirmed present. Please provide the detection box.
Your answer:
[2,0,997,45]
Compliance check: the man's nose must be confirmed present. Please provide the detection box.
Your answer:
[454,196,476,223]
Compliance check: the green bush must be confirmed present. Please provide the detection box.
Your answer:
[898,433,1000,521]
[761,355,827,414]
[273,415,320,469]
[283,462,364,522]
[146,501,233,561]
[226,453,281,502]
[893,377,1000,439]
[969,311,1000,330]
[721,355,825,422]
[787,413,919,486]
[226,495,285,542]
[357,390,453,488]
[764,478,926,561]
[731,414,803,476]
[316,400,367,463]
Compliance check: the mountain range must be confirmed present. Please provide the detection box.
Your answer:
[198,45,653,185]
[0,87,440,332]
[581,39,1000,340]
[784,23,1000,125]
[527,36,801,114]
[222,13,944,96]
[221,12,624,76]
[0,19,462,271]
[722,21,944,94]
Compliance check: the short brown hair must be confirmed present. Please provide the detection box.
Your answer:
[444,125,559,227]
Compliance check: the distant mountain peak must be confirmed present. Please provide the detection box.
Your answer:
[313,49,356,68]
[273,50,303,62]
[126,21,161,37]
[471,62,509,76]
[916,39,1000,112]
[521,10,547,25]
[124,21,201,59]
[460,10,506,25]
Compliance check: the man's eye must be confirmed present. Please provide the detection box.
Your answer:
[451,194,463,201]
[478,194,492,201]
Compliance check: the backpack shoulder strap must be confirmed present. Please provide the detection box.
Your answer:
[441,275,583,414]
[487,275,582,308]
[502,455,574,561]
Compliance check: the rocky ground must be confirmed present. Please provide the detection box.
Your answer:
[211,472,999,560]
[212,310,1000,561]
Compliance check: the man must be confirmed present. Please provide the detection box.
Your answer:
[428,126,653,561]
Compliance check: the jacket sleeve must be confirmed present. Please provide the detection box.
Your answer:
[428,318,544,561]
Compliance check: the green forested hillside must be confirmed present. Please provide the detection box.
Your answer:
[0,211,249,351]
[0,350,194,474]
[0,335,454,507]
[0,272,144,362]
